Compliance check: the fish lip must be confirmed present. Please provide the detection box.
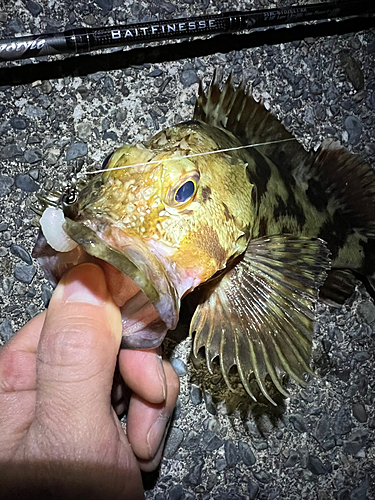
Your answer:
[62,217,180,335]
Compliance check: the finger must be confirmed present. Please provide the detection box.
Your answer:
[35,263,122,428]
[118,348,166,405]
[127,359,180,471]
[0,311,46,393]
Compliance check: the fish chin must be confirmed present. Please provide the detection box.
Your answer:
[33,217,180,350]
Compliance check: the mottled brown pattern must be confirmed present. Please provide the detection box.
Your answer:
[201,186,212,203]
[222,202,235,222]
[196,225,227,267]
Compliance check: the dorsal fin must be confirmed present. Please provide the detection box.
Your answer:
[194,73,315,178]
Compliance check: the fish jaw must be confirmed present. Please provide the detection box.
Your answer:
[61,217,181,348]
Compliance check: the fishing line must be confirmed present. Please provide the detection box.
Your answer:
[86,137,297,175]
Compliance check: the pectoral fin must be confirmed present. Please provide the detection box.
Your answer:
[191,235,331,405]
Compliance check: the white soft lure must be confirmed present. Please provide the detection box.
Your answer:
[40,206,78,252]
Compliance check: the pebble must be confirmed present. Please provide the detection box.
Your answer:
[24,105,47,119]
[185,461,204,486]
[0,318,13,342]
[357,301,375,323]
[13,263,37,284]
[247,480,259,500]
[350,479,368,500]
[215,458,227,472]
[2,277,14,295]
[306,455,328,475]
[0,246,7,257]
[190,384,202,405]
[203,392,216,415]
[314,415,330,442]
[238,441,256,466]
[284,450,299,468]
[344,115,362,145]
[205,434,223,452]
[168,485,183,500]
[66,142,88,162]
[337,488,350,500]
[171,358,187,377]
[343,429,368,455]
[10,244,32,264]
[289,414,308,433]
[0,144,23,159]
[26,0,42,16]
[353,351,370,362]
[253,470,270,484]
[15,174,39,192]
[180,69,199,88]
[24,149,42,164]
[27,304,40,318]
[0,175,14,196]
[164,427,184,459]
[41,285,53,308]
[224,441,238,466]
[10,116,28,130]
[0,223,8,231]
[333,406,353,435]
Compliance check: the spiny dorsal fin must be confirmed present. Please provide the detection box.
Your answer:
[190,235,331,405]
[194,73,315,177]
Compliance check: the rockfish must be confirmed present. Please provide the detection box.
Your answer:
[33,76,375,404]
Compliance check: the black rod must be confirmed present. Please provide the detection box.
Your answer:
[0,0,374,63]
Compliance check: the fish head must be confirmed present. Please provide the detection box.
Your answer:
[44,122,255,349]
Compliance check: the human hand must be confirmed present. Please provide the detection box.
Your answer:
[0,263,180,500]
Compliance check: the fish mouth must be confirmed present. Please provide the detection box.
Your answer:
[63,218,180,349]
[33,216,180,350]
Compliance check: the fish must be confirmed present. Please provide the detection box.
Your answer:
[32,75,375,405]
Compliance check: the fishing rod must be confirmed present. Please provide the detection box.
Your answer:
[0,0,374,63]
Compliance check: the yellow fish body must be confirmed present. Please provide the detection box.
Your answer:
[33,76,375,404]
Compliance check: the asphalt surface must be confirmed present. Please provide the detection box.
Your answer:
[0,1,374,499]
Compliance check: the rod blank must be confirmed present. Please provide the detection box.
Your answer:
[0,0,374,63]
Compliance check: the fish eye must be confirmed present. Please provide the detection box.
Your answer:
[62,188,77,206]
[174,180,196,204]
[102,153,113,170]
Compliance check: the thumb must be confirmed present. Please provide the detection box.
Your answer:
[35,263,122,426]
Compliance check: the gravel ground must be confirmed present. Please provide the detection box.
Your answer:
[0,1,375,499]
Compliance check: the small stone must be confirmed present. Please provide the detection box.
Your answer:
[353,351,370,362]
[224,441,238,466]
[333,406,353,435]
[307,455,328,475]
[0,144,23,159]
[148,69,163,77]
[180,69,199,88]
[253,470,270,484]
[26,0,43,16]
[185,460,203,486]
[171,358,187,377]
[203,392,216,415]
[289,414,308,433]
[27,304,39,318]
[190,384,202,405]
[25,105,47,119]
[344,115,362,145]
[352,403,367,423]
[2,277,14,295]
[28,169,39,180]
[238,441,256,466]
[337,488,350,500]
[168,485,183,500]
[0,246,7,257]
[15,174,39,192]
[14,263,37,284]
[344,429,368,455]
[357,301,375,323]
[350,479,369,500]
[215,457,227,472]
[304,107,315,126]
[206,435,223,452]
[94,0,113,10]
[0,318,14,342]
[164,427,184,458]
[10,244,32,264]
[24,149,42,164]
[65,143,88,162]
[248,480,259,500]
[0,175,14,196]
[41,285,52,308]
[0,223,8,231]
[10,116,28,130]
[284,450,299,468]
